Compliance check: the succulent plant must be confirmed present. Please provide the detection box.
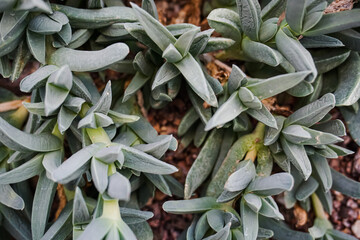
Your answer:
[0,0,360,239]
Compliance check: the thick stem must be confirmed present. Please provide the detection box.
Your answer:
[79,105,119,217]
[9,105,29,128]
[244,147,257,162]
[253,122,266,140]
[311,193,327,219]
[102,199,121,220]
[244,122,265,162]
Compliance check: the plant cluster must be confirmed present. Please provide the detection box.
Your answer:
[0,0,360,239]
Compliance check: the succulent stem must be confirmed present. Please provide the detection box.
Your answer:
[311,193,327,220]
[102,199,121,220]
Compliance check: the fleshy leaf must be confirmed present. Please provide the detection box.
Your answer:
[205,92,247,131]
[224,159,256,192]
[163,197,220,214]
[49,43,129,72]
[334,52,360,106]
[0,117,61,152]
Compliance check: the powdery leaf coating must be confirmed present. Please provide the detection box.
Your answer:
[49,43,129,72]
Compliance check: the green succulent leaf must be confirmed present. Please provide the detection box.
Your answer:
[184,130,223,199]
[163,197,220,214]
[73,187,90,225]
[0,153,44,184]
[299,0,328,33]
[174,27,200,56]
[259,17,278,42]
[311,119,346,137]
[228,65,247,94]
[20,65,59,93]
[107,172,131,201]
[331,168,360,199]
[122,145,178,175]
[51,4,137,29]
[68,29,93,49]
[78,218,113,240]
[247,172,294,196]
[261,0,286,20]
[178,108,199,136]
[236,0,262,41]
[207,134,253,197]
[240,198,259,240]
[204,222,231,240]
[162,44,183,63]
[331,29,360,52]
[304,9,360,36]
[259,216,312,240]
[311,153,332,192]
[264,116,286,146]
[134,135,175,159]
[340,106,360,146]
[174,54,218,107]
[309,218,332,239]
[31,170,57,240]
[121,207,154,225]
[49,43,129,72]
[282,125,312,144]
[44,65,73,115]
[242,37,282,67]
[17,0,52,13]
[195,212,210,240]
[26,29,46,64]
[259,197,284,220]
[299,126,343,145]
[123,72,150,103]
[313,48,350,74]
[206,209,225,232]
[295,176,319,201]
[144,173,172,196]
[130,3,176,51]
[40,201,73,240]
[0,203,32,240]
[0,117,62,152]
[207,8,242,41]
[244,193,262,212]
[334,52,360,106]
[0,184,24,210]
[284,93,335,128]
[91,158,108,194]
[205,92,247,131]
[300,35,344,48]
[51,143,105,183]
[152,62,180,90]
[224,159,256,192]
[326,229,358,240]
[276,29,317,83]
[247,71,311,100]
[0,11,28,58]
[280,137,312,180]
[285,0,306,34]
[247,104,277,128]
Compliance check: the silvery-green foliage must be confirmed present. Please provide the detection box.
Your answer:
[264,93,348,180]
[1,0,360,239]
[205,65,311,130]
[124,2,231,107]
